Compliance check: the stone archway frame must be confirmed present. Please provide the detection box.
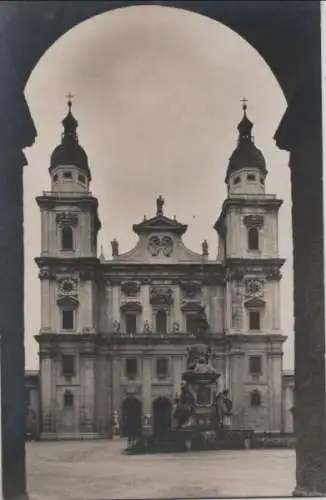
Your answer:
[0,2,323,499]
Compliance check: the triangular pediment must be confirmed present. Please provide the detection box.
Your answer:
[57,295,79,308]
[244,297,266,308]
[133,215,187,236]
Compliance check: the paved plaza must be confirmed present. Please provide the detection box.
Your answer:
[27,439,295,500]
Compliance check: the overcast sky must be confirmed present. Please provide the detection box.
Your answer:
[23,5,292,370]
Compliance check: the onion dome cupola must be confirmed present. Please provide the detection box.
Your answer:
[226,99,267,195]
[49,94,91,192]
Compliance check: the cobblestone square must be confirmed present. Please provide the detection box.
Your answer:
[27,439,295,499]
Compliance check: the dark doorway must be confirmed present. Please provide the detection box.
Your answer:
[152,397,172,437]
[121,397,142,438]
[156,310,167,333]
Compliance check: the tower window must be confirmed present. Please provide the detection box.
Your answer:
[78,174,86,184]
[249,311,260,331]
[249,355,262,376]
[156,358,168,379]
[248,227,259,250]
[62,310,74,330]
[247,174,256,181]
[63,171,72,179]
[61,226,74,250]
[125,314,137,334]
[233,176,241,185]
[62,355,75,377]
[250,390,261,407]
[156,310,167,334]
[126,358,138,379]
[63,391,74,408]
[53,174,58,182]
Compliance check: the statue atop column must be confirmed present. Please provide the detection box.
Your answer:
[156,195,164,216]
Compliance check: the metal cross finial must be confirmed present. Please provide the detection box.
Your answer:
[66,92,74,110]
[241,96,248,112]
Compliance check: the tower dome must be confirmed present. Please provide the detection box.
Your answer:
[49,96,91,189]
[225,100,267,195]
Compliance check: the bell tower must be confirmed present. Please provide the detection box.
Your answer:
[35,96,101,438]
[214,101,286,433]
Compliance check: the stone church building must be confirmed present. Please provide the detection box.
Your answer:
[35,98,290,439]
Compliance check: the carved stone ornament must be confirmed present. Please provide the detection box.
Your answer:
[150,287,174,306]
[148,235,174,257]
[244,296,266,309]
[120,301,142,314]
[79,269,95,281]
[266,266,282,280]
[245,279,264,298]
[226,269,244,281]
[121,281,140,297]
[39,267,55,280]
[180,281,202,298]
[56,295,79,308]
[57,277,78,299]
[56,212,78,227]
[180,300,202,312]
[243,215,264,229]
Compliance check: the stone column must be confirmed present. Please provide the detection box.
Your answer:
[172,356,183,396]
[229,350,246,429]
[275,70,326,494]
[111,358,121,413]
[141,285,151,324]
[0,144,31,500]
[142,358,152,425]
[172,286,182,330]
[112,285,120,324]
[80,353,96,433]
[40,279,51,330]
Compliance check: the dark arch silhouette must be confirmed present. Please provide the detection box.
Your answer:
[152,397,172,438]
[121,397,142,438]
[0,2,323,498]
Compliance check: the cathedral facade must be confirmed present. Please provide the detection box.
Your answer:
[35,98,287,439]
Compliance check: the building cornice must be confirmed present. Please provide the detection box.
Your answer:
[225,333,287,344]
[214,196,283,234]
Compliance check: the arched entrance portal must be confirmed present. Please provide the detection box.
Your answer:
[152,397,172,437]
[121,397,142,438]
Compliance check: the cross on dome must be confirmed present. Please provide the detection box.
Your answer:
[66,92,74,110]
[241,96,248,112]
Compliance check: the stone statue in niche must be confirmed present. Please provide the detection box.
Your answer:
[111,238,119,257]
[143,320,151,334]
[202,240,209,257]
[112,320,120,334]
